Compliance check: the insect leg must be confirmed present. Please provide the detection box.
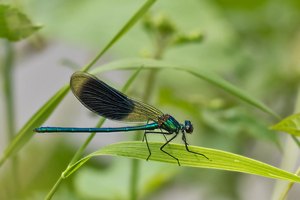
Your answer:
[143,130,169,161]
[160,133,181,166]
[143,131,152,161]
[142,120,149,142]
[182,131,210,160]
[160,128,168,142]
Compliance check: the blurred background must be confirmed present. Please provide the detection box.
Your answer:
[1,0,300,199]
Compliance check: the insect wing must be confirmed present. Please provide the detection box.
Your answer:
[70,72,163,122]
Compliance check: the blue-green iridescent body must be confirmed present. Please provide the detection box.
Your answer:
[35,71,208,165]
[158,115,182,134]
[36,115,183,134]
[36,122,159,133]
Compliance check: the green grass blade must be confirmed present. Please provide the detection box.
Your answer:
[91,58,280,119]
[271,113,300,136]
[0,85,69,166]
[62,141,300,182]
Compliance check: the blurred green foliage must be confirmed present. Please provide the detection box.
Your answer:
[0,4,41,41]
[1,0,300,199]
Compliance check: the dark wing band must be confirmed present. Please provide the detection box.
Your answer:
[70,72,163,122]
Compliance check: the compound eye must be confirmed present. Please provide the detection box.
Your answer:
[185,120,194,133]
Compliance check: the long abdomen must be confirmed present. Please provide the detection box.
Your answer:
[35,122,158,133]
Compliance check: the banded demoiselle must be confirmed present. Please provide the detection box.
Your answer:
[35,72,209,165]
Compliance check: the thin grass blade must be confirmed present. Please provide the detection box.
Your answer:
[0,85,69,166]
[91,58,280,119]
[82,0,157,72]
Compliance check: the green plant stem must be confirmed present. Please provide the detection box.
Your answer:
[291,135,300,147]
[46,130,101,200]
[279,167,300,200]
[129,32,165,200]
[275,85,300,200]
[45,177,63,200]
[2,41,19,196]
[129,68,159,200]
[69,131,97,165]
[82,0,157,72]
[129,73,154,200]
[3,41,15,153]
[130,158,140,200]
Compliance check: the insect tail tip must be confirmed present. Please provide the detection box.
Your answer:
[33,127,41,132]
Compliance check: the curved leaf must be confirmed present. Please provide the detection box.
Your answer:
[91,58,280,119]
[271,113,300,136]
[62,141,300,182]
